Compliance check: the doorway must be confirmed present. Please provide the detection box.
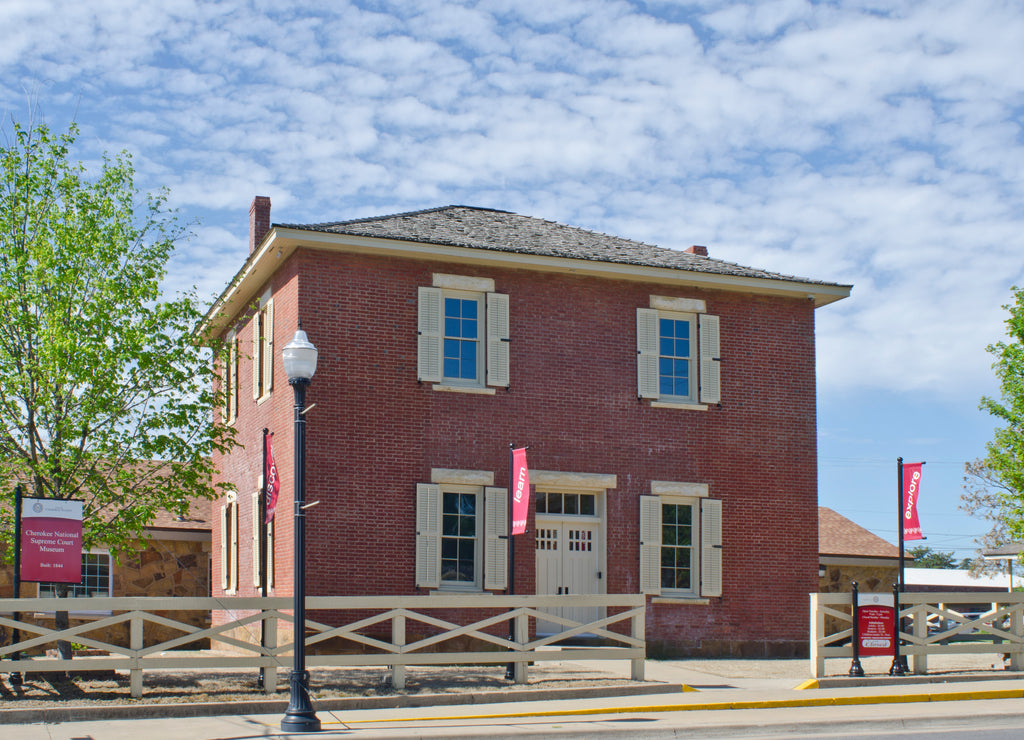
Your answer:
[534,491,603,635]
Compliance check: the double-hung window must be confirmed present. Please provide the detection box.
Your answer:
[220,493,238,593]
[640,483,722,598]
[418,274,509,391]
[637,296,720,406]
[222,333,239,424]
[252,294,274,403]
[416,477,508,592]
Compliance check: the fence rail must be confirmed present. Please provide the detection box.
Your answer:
[0,594,645,697]
[810,591,1024,677]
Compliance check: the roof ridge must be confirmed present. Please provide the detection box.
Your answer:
[285,204,513,230]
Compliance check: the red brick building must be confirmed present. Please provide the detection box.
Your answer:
[204,198,850,657]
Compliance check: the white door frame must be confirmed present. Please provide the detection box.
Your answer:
[534,489,606,635]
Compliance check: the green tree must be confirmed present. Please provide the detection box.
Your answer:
[0,117,236,563]
[906,545,964,570]
[977,286,1024,541]
[960,458,1016,576]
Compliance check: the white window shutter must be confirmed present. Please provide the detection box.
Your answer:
[486,292,510,388]
[417,287,443,383]
[266,520,275,589]
[251,492,260,588]
[252,313,261,400]
[636,308,660,399]
[264,300,274,393]
[484,487,508,590]
[700,498,723,597]
[699,314,721,404]
[230,501,238,592]
[415,483,441,589]
[220,505,229,591]
[639,495,662,595]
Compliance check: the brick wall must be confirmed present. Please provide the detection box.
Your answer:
[213,247,820,656]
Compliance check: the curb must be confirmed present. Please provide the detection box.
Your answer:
[356,687,1024,724]
[816,670,1024,689]
[0,681,682,725]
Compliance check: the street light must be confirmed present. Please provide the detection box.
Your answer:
[280,326,321,733]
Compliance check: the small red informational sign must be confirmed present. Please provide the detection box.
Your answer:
[858,592,896,657]
[20,497,84,584]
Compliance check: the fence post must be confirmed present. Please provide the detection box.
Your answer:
[911,601,928,674]
[262,608,278,694]
[391,612,406,690]
[1011,600,1023,671]
[809,593,824,678]
[512,609,528,684]
[632,603,646,681]
[130,612,144,698]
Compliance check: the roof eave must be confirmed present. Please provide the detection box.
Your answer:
[201,227,852,338]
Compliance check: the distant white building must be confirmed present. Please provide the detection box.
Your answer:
[905,567,1011,592]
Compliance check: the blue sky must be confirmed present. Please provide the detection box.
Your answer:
[4,0,1023,559]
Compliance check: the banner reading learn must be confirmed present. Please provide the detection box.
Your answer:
[511,447,530,535]
[20,498,83,584]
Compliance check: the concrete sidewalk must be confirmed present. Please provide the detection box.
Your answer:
[3,652,1022,738]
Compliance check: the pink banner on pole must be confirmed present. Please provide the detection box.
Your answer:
[265,433,281,524]
[20,498,83,584]
[903,462,924,541]
[511,447,530,535]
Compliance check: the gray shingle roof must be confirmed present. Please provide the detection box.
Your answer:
[279,206,841,287]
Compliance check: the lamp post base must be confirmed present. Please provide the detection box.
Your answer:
[281,670,320,733]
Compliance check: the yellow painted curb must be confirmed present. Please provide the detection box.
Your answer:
[794,679,819,690]
[680,685,701,692]
[321,687,1024,727]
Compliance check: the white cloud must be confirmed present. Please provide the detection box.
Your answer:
[2,0,1022,411]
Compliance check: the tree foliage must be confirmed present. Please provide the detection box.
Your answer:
[0,117,236,559]
[973,286,1024,541]
[960,458,1015,575]
[905,545,970,570]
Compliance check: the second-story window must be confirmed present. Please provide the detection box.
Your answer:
[252,295,274,402]
[418,274,509,392]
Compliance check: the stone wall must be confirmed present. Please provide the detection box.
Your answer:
[0,535,210,651]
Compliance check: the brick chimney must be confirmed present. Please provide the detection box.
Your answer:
[249,196,271,254]
[685,245,708,256]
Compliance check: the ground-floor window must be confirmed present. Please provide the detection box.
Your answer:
[640,489,722,598]
[38,551,111,598]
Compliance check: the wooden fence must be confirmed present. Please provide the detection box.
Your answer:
[810,591,1024,677]
[0,594,646,697]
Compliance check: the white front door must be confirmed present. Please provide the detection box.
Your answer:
[535,520,601,634]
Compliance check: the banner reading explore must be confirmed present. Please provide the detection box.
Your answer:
[902,462,924,541]
[20,498,83,584]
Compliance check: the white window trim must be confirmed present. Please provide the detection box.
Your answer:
[416,480,507,593]
[252,291,274,405]
[36,549,113,616]
[640,485,722,600]
[223,332,239,424]
[637,296,721,407]
[251,484,274,591]
[221,492,238,594]
[418,277,510,390]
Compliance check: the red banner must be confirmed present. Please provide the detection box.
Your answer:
[20,498,83,584]
[903,462,924,541]
[511,447,530,535]
[858,593,896,657]
[265,433,281,524]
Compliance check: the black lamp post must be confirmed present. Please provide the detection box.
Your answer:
[280,327,321,733]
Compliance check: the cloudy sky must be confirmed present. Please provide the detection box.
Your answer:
[3,0,1022,560]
